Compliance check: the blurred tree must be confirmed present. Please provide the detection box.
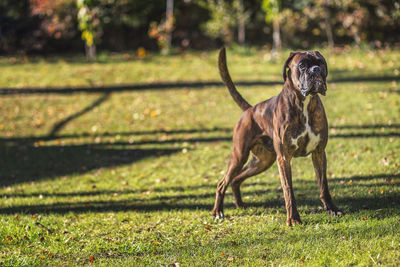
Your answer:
[29,0,77,50]
[234,0,251,45]
[293,0,335,48]
[322,0,334,48]
[0,0,34,53]
[148,0,175,54]
[1,0,400,54]
[196,0,251,46]
[198,0,236,45]
[76,0,101,60]
[262,0,282,57]
[165,0,174,54]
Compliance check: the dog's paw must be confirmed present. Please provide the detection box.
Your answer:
[235,201,247,209]
[326,208,344,217]
[212,211,224,220]
[286,217,302,226]
[325,203,344,217]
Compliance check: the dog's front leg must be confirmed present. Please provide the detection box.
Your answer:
[276,154,302,226]
[312,149,344,216]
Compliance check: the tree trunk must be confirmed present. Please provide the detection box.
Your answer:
[164,0,174,55]
[272,18,281,57]
[238,0,245,45]
[324,3,334,49]
[85,43,96,61]
[324,16,334,49]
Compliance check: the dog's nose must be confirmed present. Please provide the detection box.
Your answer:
[310,65,321,74]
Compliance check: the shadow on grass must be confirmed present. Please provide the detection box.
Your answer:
[1,75,399,95]
[1,123,398,187]
[1,173,398,215]
[3,173,399,199]
[0,192,398,216]
[48,93,110,137]
[1,123,398,146]
[0,144,179,187]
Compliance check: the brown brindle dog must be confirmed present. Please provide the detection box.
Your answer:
[212,48,343,225]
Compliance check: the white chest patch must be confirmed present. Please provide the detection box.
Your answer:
[291,96,320,154]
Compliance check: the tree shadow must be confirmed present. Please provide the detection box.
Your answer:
[4,172,399,199]
[0,190,398,216]
[1,121,398,149]
[1,173,398,215]
[0,127,233,145]
[0,144,179,187]
[48,93,110,137]
[1,121,398,187]
[1,75,399,95]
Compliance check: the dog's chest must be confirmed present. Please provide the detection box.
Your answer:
[291,96,320,155]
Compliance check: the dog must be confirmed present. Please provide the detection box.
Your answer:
[212,48,343,225]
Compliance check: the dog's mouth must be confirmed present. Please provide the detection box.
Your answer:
[301,76,326,97]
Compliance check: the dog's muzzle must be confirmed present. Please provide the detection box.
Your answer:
[308,76,326,96]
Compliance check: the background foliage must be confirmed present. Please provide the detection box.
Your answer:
[0,0,399,54]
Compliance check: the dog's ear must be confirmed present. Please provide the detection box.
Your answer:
[313,51,328,77]
[283,52,297,81]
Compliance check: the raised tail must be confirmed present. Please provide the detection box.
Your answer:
[218,47,252,111]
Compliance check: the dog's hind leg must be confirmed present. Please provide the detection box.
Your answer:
[212,115,254,219]
[212,150,249,219]
[231,149,276,208]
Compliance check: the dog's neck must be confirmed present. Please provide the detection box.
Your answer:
[283,82,317,118]
[284,80,312,108]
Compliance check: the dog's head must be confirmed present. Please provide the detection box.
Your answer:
[283,51,328,97]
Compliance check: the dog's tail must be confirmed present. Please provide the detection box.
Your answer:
[218,47,252,111]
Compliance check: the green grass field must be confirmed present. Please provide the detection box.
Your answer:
[1,47,399,266]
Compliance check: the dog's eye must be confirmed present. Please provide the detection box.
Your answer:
[298,63,306,70]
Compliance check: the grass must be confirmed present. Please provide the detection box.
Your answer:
[1,46,400,266]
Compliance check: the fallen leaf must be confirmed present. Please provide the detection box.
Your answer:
[363,217,367,220]
[154,241,160,245]
[89,256,95,262]
[205,225,211,231]
[137,47,147,59]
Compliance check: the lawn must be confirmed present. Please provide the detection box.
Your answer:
[1,47,399,266]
